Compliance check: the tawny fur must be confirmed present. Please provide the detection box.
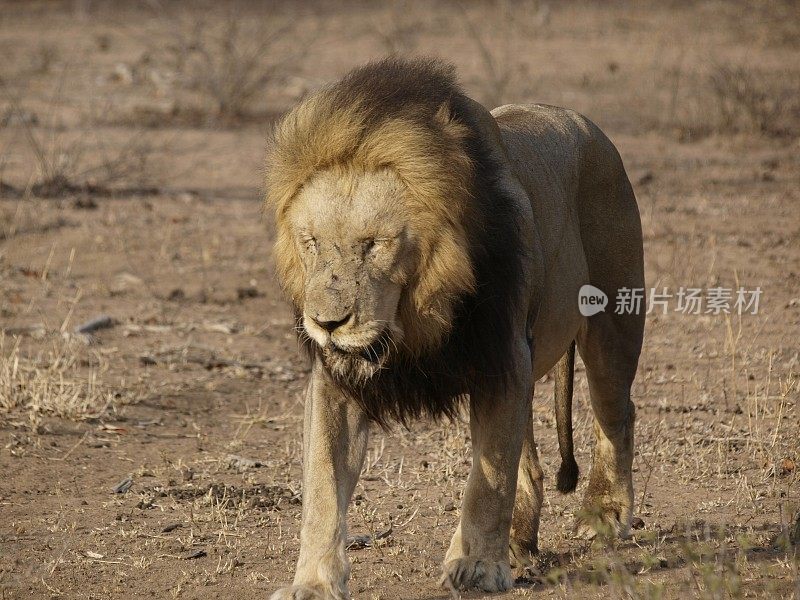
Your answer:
[265,57,645,600]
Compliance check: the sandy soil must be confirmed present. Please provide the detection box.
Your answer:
[1,2,798,598]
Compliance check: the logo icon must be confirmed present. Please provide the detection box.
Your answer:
[578,284,608,317]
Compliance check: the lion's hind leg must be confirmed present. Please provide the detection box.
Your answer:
[509,412,544,567]
[575,306,643,539]
[570,115,645,540]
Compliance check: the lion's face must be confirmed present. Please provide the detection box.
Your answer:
[268,77,480,371]
[286,168,415,381]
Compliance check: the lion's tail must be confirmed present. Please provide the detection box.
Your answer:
[555,340,579,493]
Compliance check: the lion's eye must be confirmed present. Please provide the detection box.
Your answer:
[301,235,317,253]
[363,237,393,257]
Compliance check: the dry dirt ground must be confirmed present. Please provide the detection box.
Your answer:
[1,1,799,599]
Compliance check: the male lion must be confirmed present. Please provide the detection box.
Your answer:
[265,58,645,599]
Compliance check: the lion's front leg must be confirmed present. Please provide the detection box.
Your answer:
[271,362,369,600]
[441,340,531,593]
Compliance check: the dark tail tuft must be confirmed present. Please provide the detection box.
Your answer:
[556,458,579,493]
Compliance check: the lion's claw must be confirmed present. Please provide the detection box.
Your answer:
[439,557,513,593]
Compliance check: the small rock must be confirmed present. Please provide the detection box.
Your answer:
[167,288,186,301]
[72,196,98,210]
[75,315,115,334]
[637,172,655,186]
[110,272,144,295]
[631,516,646,530]
[237,286,262,300]
[227,454,263,471]
[112,477,133,494]
[2,324,46,338]
[346,526,392,550]
[203,321,239,334]
[0,108,38,127]
[111,62,134,85]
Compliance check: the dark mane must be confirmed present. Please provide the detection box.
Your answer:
[297,57,525,428]
[327,56,461,132]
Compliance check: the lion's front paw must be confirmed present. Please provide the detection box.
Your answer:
[269,584,333,600]
[439,557,513,593]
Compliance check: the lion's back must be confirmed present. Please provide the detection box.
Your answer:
[491,103,626,203]
[491,102,640,256]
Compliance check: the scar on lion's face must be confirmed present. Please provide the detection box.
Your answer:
[286,168,415,378]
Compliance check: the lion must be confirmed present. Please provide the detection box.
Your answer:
[264,57,645,599]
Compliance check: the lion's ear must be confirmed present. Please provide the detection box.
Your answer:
[434,101,470,146]
[433,102,452,127]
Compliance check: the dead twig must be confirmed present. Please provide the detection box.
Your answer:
[52,431,89,461]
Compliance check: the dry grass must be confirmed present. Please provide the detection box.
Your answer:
[539,522,798,599]
[0,334,132,431]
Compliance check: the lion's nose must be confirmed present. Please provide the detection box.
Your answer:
[312,313,352,333]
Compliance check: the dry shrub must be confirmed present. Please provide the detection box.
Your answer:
[668,62,800,140]
[0,198,67,240]
[29,43,59,76]
[0,334,128,431]
[26,125,155,197]
[709,63,800,137]
[161,7,307,122]
[1,77,160,196]
[372,0,425,55]
[455,0,548,107]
